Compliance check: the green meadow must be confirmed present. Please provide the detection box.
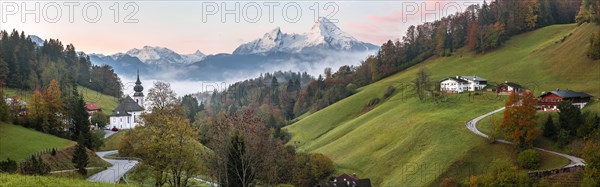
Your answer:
[286,23,599,186]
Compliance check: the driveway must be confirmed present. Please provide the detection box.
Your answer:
[466,107,585,168]
[87,150,138,183]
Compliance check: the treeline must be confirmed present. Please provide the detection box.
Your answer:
[207,71,314,140]
[0,30,123,97]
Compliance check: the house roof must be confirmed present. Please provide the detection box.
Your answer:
[318,173,372,187]
[461,76,487,81]
[85,103,101,111]
[110,96,144,117]
[336,173,358,182]
[498,82,523,89]
[441,77,469,84]
[540,90,593,99]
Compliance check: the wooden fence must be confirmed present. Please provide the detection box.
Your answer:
[527,165,584,179]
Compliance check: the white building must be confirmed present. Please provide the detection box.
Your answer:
[440,76,487,93]
[109,72,145,129]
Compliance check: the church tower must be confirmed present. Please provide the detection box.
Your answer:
[133,70,144,108]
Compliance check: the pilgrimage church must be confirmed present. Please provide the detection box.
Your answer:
[109,72,145,129]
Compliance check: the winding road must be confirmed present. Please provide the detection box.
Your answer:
[87,131,139,184]
[87,150,138,183]
[466,107,586,168]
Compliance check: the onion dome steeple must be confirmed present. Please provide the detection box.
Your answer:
[133,69,144,96]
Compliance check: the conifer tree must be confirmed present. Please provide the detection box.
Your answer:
[543,115,556,139]
[72,133,89,176]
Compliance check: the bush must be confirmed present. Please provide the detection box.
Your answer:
[346,83,358,92]
[292,153,334,187]
[90,129,105,151]
[383,86,396,99]
[518,149,540,169]
[441,177,458,187]
[0,158,18,173]
[557,129,571,147]
[587,31,600,60]
[467,160,531,186]
[19,155,50,175]
[366,98,381,108]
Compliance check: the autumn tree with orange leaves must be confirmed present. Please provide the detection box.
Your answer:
[501,91,540,149]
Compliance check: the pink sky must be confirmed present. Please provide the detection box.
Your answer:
[1,0,481,54]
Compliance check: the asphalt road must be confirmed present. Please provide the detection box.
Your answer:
[103,130,117,138]
[465,107,586,168]
[87,150,138,183]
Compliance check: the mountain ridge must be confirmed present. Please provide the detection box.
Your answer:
[87,19,378,81]
[233,17,378,55]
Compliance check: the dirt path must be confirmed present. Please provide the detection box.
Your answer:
[465,107,585,168]
[50,167,103,174]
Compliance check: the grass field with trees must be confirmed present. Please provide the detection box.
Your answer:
[285,23,599,186]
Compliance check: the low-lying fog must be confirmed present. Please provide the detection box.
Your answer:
[119,51,376,97]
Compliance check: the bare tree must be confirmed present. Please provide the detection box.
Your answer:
[204,109,273,187]
[414,67,431,101]
[147,81,179,111]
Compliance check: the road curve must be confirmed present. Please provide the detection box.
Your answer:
[466,107,585,168]
[87,150,138,183]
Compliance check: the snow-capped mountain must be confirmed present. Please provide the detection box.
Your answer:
[29,35,45,46]
[88,17,378,81]
[233,17,378,55]
[124,46,206,65]
[181,50,207,64]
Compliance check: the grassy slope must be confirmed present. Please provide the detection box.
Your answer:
[0,173,132,187]
[0,122,75,161]
[4,86,119,114]
[285,23,599,186]
[79,86,119,114]
[99,130,129,151]
[0,122,110,172]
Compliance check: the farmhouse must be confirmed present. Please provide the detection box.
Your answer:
[497,81,524,94]
[538,89,593,111]
[109,72,145,129]
[85,103,101,116]
[440,76,488,93]
[317,173,372,187]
